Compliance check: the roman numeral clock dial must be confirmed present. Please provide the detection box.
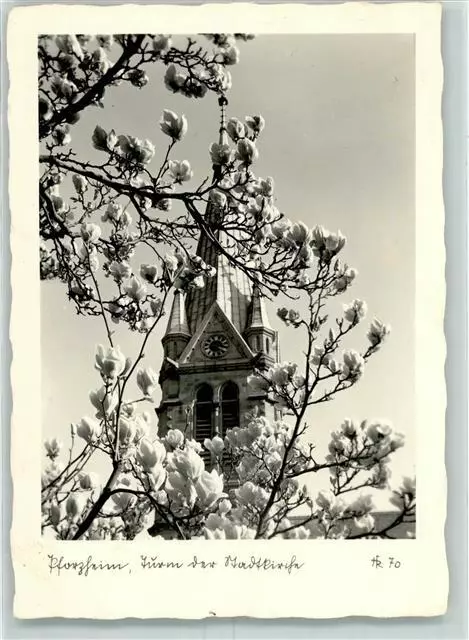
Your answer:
[202,334,229,359]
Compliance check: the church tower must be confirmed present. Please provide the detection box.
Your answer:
[156,97,280,458]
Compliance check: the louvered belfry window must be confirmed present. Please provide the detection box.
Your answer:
[221,382,240,435]
[194,384,213,464]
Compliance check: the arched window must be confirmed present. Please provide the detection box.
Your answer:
[194,384,213,449]
[221,382,240,437]
[266,337,270,354]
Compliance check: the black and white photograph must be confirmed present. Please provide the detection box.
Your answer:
[9,2,446,620]
[38,30,419,542]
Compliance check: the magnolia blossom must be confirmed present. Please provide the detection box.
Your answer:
[91,47,111,74]
[153,34,171,52]
[79,472,100,490]
[164,64,186,93]
[96,34,114,49]
[39,97,53,121]
[102,202,122,223]
[204,436,224,457]
[136,367,158,396]
[269,361,298,387]
[92,125,117,152]
[287,221,311,245]
[65,494,84,521]
[89,385,118,417]
[365,421,393,444]
[134,412,151,441]
[49,502,63,526]
[51,77,77,98]
[170,448,204,482]
[354,513,375,532]
[235,481,269,510]
[80,223,101,244]
[221,45,240,65]
[226,117,246,141]
[117,135,155,164]
[253,176,274,197]
[277,307,301,327]
[236,139,258,165]
[42,462,64,488]
[112,490,136,512]
[343,299,368,324]
[209,189,227,208]
[218,498,232,515]
[195,469,226,508]
[150,299,163,316]
[168,160,193,182]
[164,429,184,449]
[44,437,62,459]
[334,267,358,293]
[109,260,132,281]
[341,350,365,381]
[95,344,127,379]
[137,438,166,471]
[76,416,101,443]
[139,264,158,284]
[341,418,358,439]
[78,245,99,272]
[118,417,137,445]
[124,276,147,302]
[128,69,149,87]
[245,115,265,134]
[209,142,233,166]
[52,124,71,146]
[56,35,84,59]
[160,110,188,141]
[311,225,346,260]
[164,253,180,275]
[166,470,198,509]
[316,490,346,519]
[72,174,87,194]
[367,318,391,348]
[348,493,374,516]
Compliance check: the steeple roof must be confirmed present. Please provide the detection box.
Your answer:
[163,289,190,339]
[246,283,272,331]
[185,96,253,334]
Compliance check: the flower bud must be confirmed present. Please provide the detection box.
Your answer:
[236,139,258,165]
[76,416,101,443]
[79,472,100,490]
[49,502,63,526]
[136,367,158,396]
[72,174,88,194]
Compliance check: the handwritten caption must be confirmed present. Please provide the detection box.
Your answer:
[47,553,304,577]
[371,555,402,569]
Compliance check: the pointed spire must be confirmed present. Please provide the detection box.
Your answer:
[218,94,229,146]
[247,283,272,331]
[163,290,190,339]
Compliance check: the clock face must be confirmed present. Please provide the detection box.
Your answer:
[202,334,229,359]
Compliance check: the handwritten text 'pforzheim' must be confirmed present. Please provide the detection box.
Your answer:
[47,554,304,577]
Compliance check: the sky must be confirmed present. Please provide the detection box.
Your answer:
[41,34,415,509]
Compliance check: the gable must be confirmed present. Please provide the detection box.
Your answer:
[179,301,253,366]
